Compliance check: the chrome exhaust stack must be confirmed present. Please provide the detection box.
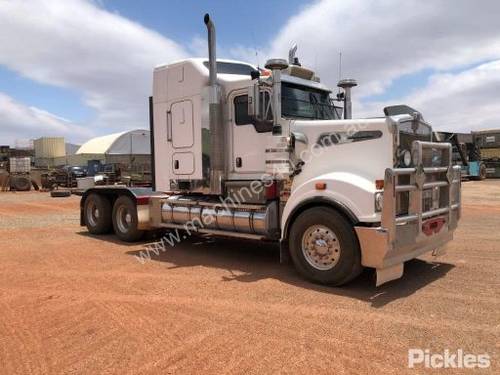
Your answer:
[204,13,224,195]
[264,58,288,135]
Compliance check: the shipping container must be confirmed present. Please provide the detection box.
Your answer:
[481,148,500,160]
[473,129,500,178]
[473,129,500,149]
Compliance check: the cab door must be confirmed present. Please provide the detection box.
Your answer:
[230,90,272,175]
[170,99,195,175]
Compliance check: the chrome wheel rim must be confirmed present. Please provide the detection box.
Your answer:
[87,201,99,227]
[301,224,341,270]
[116,205,132,233]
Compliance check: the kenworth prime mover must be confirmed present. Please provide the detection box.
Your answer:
[80,14,462,286]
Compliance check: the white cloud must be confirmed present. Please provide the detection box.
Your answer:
[359,60,500,132]
[0,0,188,143]
[245,0,500,131]
[267,0,500,98]
[0,92,93,145]
[1,0,499,143]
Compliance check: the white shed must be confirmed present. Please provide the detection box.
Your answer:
[76,129,150,156]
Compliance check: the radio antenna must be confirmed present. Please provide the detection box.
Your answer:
[250,30,260,68]
[338,51,342,93]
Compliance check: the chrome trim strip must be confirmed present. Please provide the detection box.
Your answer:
[423,181,449,189]
[423,166,448,173]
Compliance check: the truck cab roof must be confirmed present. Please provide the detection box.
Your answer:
[154,58,331,92]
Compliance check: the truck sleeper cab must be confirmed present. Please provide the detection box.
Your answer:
[80,14,461,286]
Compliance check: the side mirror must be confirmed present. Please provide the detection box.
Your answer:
[247,84,274,133]
[250,69,260,80]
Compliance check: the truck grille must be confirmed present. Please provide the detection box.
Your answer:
[382,141,461,241]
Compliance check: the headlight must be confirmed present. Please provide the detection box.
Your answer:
[412,150,419,166]
[375,192,384,212]
[401,149,412,167]
[431,148,442,166]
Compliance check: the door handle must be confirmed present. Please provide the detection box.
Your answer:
[236,157,242,168]
[167,110,172,141]
[174,160,179,170]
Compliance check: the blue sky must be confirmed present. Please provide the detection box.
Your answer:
[104,0,307,48]
[0,0,306,124]
[1,0,499,145]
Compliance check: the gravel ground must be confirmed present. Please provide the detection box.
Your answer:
[0,182,498,374]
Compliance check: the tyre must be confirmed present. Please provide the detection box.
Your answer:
[84,193,112,234]
[289,207,362,286]
[11,176,31,191]
[479,163,487,180]
[50,190,71,197]
[112,195,144,242]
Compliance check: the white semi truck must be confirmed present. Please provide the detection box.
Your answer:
[80,14,462,286]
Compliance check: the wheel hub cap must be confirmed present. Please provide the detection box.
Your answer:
[314,239,329,255]
[87,202,99,227]
[301,225,341,270]
[116,206,131,233]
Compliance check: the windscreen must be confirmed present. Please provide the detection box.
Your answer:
[281,82,340,120]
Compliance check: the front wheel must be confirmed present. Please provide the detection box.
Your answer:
[289,207,362,286]
[112,195,144,242]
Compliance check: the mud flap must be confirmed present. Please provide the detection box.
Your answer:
[279,240,291,264]
[376,263,404,286]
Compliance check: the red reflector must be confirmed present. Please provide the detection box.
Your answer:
[422,217,445,236]
[136,196,150,205]
[265,181,279,199]
[315,182,326,190]
[375,179,384,190]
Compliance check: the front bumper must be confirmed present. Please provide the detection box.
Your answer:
[355,141,462,285]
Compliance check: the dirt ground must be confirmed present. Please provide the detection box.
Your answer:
[0,181,498,374]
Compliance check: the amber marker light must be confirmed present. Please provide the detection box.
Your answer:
[315,182,326,190]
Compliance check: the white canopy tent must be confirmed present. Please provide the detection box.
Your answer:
[76,129,150,155]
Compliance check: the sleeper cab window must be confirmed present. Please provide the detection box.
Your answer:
[234,95,252,125]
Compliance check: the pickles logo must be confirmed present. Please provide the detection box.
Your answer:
[408,349,490,369]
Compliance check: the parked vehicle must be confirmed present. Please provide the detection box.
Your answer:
[80,14,462,286]
[66,166,87,178]
[473,129,500,178]
[49,166,87,188]
[434,132,487,180]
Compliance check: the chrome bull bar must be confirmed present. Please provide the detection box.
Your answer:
[382,141,461,242]
[355,140,462,286]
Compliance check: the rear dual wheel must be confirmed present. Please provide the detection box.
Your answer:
[84,194,144,242]
[84,193,112,234]
[112,196,144,242]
